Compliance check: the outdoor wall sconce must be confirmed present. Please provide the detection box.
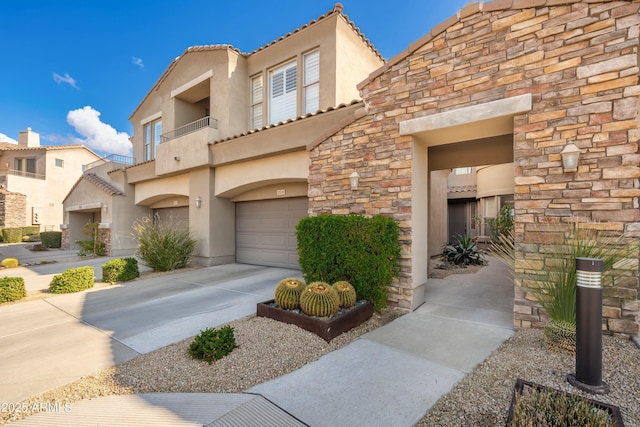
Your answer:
[195,196,202,209]
[349,171,360,190]
[561,143,581,173]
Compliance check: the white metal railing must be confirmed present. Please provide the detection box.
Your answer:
[5,169,45,180]
[84,154,135,172]
[160,116,218,143]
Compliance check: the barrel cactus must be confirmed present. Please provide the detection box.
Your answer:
[300,281,340,317]
[333,281,357,308]
[274,278,305,309]
[1,258,19,268]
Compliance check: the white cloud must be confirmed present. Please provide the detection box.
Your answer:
[132,56,144,68]
[64,106,131,156]
[0,133,18,144]
[53,72,79,89]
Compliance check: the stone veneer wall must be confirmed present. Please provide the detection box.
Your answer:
[308,1,640,336]
[0,190,26,228]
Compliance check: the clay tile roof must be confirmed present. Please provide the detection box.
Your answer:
[84,173,125,196]
[0,142,94,152]
[120,158,154,171]
[209,99,363,145]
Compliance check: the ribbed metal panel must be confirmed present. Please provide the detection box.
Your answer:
[207,395,308,427]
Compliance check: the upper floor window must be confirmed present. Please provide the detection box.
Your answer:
[251,75,263,129]
[454,167,472,175]
[55,158,64,168]
[144,119,162,161]
[269,61,297,124]
[303,50,319,115]
[14,157,36,177]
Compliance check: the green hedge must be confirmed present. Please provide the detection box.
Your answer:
[102,258,140,283]
[0,277,26,303]
[40,231,62,248]
[2,228,22,243]
[49,266,95,294]
[22,226,40,236]
[296,215,401,310]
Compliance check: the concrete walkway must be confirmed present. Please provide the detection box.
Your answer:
[4,256,514,426]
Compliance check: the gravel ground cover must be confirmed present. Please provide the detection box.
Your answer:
[4,311,637,426]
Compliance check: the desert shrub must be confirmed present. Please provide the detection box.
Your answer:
[76,222,106,256]
[102,258,140,283]
[0,277,26,303]
[441,233,486,266]
[22,226,40,236]
[189,325,238,364]
[511,385,614,426]
[40,231,62,248]
[133,215,197,271]
[1,258,19,268]
[296,214,400,310]
[49,266,95,294]
[22,234,40,242]
[2,228,22,243]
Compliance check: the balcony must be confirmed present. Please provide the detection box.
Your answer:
[84,154,135,172]
[4,169,45,180]
[161,116,218,143]
[155,117,219,176]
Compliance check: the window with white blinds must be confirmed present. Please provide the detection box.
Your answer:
[303,50,319,114]
[269,61,297,124]
[251,75,263,129]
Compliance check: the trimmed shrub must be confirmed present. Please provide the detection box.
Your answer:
[2,228,22,244]
[22,226,40,236]
[0,277,26,303]
[1,258,19,268]
[189,325,238,364]
[296,215,401,310]
[40,231,62,248]
[22,234,41,242]
[49,266,95,294]
[133,215,197,271]
[102,258,140,283]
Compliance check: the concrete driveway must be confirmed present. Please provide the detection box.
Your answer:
[0,262,298,403]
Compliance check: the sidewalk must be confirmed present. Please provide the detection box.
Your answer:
[5,257,514,426]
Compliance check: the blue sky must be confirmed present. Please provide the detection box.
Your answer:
[1,0,470,157]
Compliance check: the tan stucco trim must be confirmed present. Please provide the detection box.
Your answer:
[134,174,190,206]
[399,94,532,145]
[170,69,213,99]
[215,151,308,198]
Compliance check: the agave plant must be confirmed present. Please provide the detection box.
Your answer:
[441,233,486,266]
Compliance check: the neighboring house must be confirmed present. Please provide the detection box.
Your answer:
[0,128,102,231]
[308,0,640,338]
[62,4,384,267]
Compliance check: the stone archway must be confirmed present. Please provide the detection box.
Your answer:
[399,94,532,310]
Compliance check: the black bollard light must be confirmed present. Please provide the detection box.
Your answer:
[567,257,609,394]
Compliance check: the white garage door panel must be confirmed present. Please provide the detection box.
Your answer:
[236,198,307,269]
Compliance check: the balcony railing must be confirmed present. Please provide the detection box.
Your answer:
[160,116,218,143]
[84,154,135,172]
[5,169,45,180]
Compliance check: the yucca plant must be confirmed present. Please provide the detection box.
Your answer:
[492,218,638,353]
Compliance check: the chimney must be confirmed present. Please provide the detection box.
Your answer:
[18,127,40,148]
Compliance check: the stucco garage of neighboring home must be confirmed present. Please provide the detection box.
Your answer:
[308,0,640,337]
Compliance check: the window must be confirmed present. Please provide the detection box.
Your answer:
[14,157,36,177]
[251,75,263,129]
[143,119,162,161]
[55,158,64,168]
[269,61,297,124]
[303,50,319,114]
[454,167,472,175]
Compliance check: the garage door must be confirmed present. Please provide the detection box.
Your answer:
[236,197,307,269]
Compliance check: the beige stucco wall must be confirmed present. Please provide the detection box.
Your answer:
[134,174,190,206]
[476,163,515,199]
[429,170,449,258]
